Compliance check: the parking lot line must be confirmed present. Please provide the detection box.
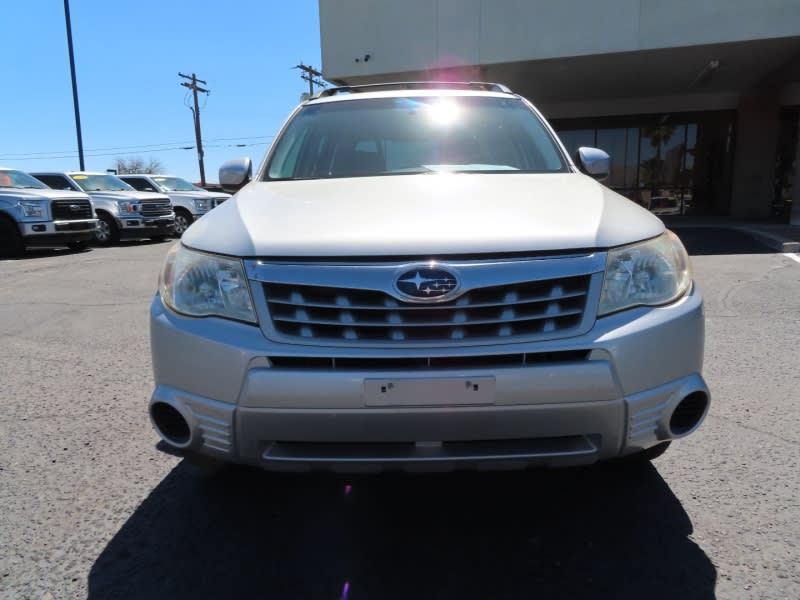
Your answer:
[783,253,800,265]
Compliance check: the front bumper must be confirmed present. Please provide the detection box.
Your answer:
[20,219,98,246]
[118,216,174,237]
[149,285,709,472]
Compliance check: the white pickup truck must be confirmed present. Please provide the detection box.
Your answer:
[119,174,230,236]
[0,167,98,256]
[31,171,175,245]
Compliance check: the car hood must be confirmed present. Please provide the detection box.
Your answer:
[0,188,91,202]
[182,173,665,257]
[85,191,170,202]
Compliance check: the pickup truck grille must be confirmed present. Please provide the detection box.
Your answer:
[263,275,591,343]
[139,199,172,217]
[51,198,93,220]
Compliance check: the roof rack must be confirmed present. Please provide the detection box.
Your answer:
[314,81,513,98]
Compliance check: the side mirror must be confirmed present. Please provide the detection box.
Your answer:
[219,157,253,193]
[575,147,610,181]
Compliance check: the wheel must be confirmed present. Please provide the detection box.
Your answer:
[172,209,193,237]
[94,213,119,245]
[0,216,25,257]
[67,240,89,252]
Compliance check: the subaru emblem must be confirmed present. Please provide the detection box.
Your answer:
[394,266,459,302]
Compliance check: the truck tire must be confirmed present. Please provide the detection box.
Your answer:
[0,215,24,258]
[67,241,90,252]
[94,212,120,245]
[172,208,193,237]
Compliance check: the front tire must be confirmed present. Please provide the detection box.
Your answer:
[67,240,90,252]
[172,209,193,237]
[0,216,24,257]
[94,213,119,245]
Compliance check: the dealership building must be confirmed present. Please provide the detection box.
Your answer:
[319,0,800,223]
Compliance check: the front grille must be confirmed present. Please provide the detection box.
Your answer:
[268,351,590,370]
[212,197,227,208]
[263,274,591,343]
[139,199,172,217]
[51,198,93,220]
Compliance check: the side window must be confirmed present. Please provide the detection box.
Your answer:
[124,178,152,192]
[34,175,76,191]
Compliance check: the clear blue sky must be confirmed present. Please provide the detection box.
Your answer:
[1,0,322,182]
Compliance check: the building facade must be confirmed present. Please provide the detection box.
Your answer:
[319,0,800,222]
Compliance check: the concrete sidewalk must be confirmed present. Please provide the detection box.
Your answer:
[662,217,800,253]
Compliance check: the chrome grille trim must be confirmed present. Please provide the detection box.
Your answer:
[247,254,606,348]
[139,199,173,217]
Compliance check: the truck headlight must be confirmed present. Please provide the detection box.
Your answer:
[118,201,141,213]
[599,231,692,316]
[20,201,45,217]
[160,244,257,323]
[193,198,211,212]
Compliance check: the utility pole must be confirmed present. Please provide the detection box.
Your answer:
[179,72,209,186]
[63,0,85,170]
[294,63,326,96]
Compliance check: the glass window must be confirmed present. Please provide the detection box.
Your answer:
[556,129,594,160]
[596,129,627,188]
[266,96,567,180]
[30,174,78,191]
[0,169,50,189]
[70,173,135,192]
[152,176,202,191]
[123,177,152,191]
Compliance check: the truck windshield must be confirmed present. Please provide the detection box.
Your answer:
[0,170,49,189]
[152,176,202,192]
[266,95,567,180]
[72,174,135,192]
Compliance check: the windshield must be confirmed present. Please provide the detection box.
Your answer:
[71,173,135,192]
[152,176,202,192]
[265,95,567,180]
[0,169,49,189]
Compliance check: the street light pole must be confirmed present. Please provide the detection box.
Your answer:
[63,0,85,170]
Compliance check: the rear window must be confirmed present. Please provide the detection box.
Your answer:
[265,96,567,180]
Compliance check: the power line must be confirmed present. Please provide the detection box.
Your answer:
[0,141,271,162]
[0,135,276,159]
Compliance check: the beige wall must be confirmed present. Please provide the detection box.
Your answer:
[320,0,800,81]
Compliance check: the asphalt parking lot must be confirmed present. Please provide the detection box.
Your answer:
[1,229,799,599]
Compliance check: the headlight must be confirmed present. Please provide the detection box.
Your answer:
[20,201,45,217]
[160,244,257,323]
[193,198,211,212]
[599,231,691,316]
[118,200,141,213]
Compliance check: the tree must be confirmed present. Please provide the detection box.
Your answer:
[113,156,165,174]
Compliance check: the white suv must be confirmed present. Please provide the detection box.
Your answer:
[149,82,709,472]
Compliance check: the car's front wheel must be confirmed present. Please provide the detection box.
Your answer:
[0,216,24,257]
[94,213,119,245]
[172,209,193,237]
[67,240,90,252]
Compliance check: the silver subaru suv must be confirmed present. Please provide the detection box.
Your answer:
[149,82,709,472]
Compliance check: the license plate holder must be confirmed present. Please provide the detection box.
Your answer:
[364,376,495,407]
